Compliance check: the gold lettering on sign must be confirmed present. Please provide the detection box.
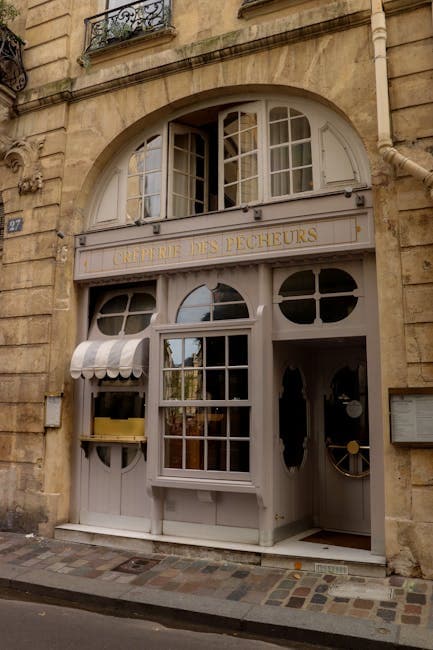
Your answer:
[109,224,322,271]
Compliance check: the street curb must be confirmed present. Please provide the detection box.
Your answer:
[0,572,429,650]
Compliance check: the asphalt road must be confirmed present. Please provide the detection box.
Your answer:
[0,598,330,649]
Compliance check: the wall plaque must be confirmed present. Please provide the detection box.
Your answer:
[389,388,433,446]
[7,217,23,233]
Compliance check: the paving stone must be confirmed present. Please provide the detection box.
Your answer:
[401,614,421,625]
[377,608,396,622]
[232,570,250,579]
[311,594,327,604]
[353,599,375,609]
[286,596,305,609]
[315,584,328,593]
[407,592,427,605]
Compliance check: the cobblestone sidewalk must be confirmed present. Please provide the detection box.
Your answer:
[0,531,432,634]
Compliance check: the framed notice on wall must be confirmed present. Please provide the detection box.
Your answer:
[389,388,433,446]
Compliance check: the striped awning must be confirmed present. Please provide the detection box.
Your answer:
[70,338,149,380]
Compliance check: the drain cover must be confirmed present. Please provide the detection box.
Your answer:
[113,557,160,574]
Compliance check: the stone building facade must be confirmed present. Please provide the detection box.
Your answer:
[1,0,433,577]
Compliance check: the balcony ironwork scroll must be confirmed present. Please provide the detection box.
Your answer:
[0,25,27,93]
[84,0,171,53]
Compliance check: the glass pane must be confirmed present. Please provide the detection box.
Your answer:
[319,268,357,294]
[293,167,313,193]
[96,446,111,467]
[270,121,289,146]
[224,159,238,185]
[163,370,182,399]
[127,175,142,197]
[184,370,203,400]
[196,156,205,179]
[240,177,258,203]
[271,171,291,197]
[280,271,315,297]
[144,146,161,172]
[224,134,239,160]
[184,338,203,367]
[270,106,288,121]
[230,441,249,472]
[206,337,225,367]
[239,112,257,130]
[320,296,358,322]
[125,313,151,334]
[239,128,257,154]
[213,303,249,321]
[182,285,211,307]
[224,112,239,136]
[292,143,312,167]
[147,134,162,149]
[144,172,161,194]
[127,198,141,222]
[229,369,248,400]
[130,293,155,311]
[100,295,128,314]
[229,335,248,366]
[279,367,307,470]
[279,299,316,324]
[291,115,311,140]
[185,407,204,436]
[173,147,188,171]
[164,438,183,469]
[271,146,290,172]
[164,339,183,367]
[207,407,227,437]
[207,440,227,471]
[224,183,238,208]
[230,407,250,437]
[176,306,211,324]
[143,195,160,219]
[174,132,188,149]
[206,369,225,400]
[172,196,190,217]
[213,284,243,303]
[97,315,123,335]
[192,133,205,157]
[185,439,204,470]
[95,391,143,418]
[240,154,258,179]
[173,172,189,195]
[164,407,183,435]
[122,446,137,469]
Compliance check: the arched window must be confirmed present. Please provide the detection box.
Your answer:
[90,97,368,228]
[176,283,249,323]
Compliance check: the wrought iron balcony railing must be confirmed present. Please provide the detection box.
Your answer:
[0,24,27,93]
[84,0,172,54]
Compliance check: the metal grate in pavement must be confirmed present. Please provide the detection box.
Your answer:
[112,557,161,574]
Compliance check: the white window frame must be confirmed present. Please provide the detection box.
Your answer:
[159,325,252,481]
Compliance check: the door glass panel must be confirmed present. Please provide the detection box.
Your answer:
[122,446,137,469]
[230,441,249,472]
[207,407,227,436]
[324,363,369,478]
[279,367,307,470]
[229,369,248,399]
[206,370,225,399]
[229,407,249,437]
[207,440,227,471]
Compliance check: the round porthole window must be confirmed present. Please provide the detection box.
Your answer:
[278,268,358,325]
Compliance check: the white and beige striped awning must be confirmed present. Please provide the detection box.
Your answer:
[70,338,149,380]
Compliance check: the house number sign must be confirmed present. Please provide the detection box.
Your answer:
[7,217,23,233]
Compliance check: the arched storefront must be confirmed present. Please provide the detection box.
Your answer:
[69,92,384,558]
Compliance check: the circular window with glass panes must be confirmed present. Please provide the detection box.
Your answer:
[96,292,156,336]
[278,268,358,325]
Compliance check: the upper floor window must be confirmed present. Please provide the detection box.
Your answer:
[90,97,369,229]
[84,0,172,54]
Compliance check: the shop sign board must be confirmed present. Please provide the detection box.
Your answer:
[389,389,433,446]
[75,212,373,280]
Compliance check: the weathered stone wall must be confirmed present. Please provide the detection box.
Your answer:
[379,2,433,578]
[1,0,433,573]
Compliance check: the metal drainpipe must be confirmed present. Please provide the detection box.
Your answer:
[371,0,433,200]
